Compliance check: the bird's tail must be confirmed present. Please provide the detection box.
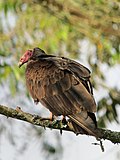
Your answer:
[68,110,98,137]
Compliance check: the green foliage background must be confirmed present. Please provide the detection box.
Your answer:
[0,0,120,159]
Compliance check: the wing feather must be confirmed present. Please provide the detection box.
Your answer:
[25,56,97,136]
[26,57,96,114]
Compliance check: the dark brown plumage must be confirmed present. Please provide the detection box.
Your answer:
[19,47,97,136]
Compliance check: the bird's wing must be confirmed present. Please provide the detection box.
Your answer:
[26,57,96,116]
[64,58,93,94]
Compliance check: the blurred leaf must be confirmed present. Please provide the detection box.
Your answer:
[111,53,120,64]
[0,0,120,157]
[11,65,21,80]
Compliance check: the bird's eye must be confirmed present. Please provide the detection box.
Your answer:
[20,58,24,61]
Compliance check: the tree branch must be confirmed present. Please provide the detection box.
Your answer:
[0,104,120,144]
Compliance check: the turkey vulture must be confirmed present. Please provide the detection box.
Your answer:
[19,47,97,136]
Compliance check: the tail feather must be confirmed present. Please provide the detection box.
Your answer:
[68,111,97,137]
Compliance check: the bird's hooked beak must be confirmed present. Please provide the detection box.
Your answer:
[18,50,33,68]
[18,61,24,68]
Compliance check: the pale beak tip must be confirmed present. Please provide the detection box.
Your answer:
[18,62,23,68]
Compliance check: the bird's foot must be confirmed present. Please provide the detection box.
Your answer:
[38,112,55,121]
[40,117,52,120]
[41,112,55,120]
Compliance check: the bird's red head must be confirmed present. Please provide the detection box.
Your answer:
[19,47,46,67]
[18,49,33,67]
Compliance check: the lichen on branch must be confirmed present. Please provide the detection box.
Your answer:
[0,104,120,144]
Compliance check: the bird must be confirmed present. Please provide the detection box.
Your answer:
[18,47,98,136]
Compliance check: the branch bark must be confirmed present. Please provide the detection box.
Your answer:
[0,104,120,144]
